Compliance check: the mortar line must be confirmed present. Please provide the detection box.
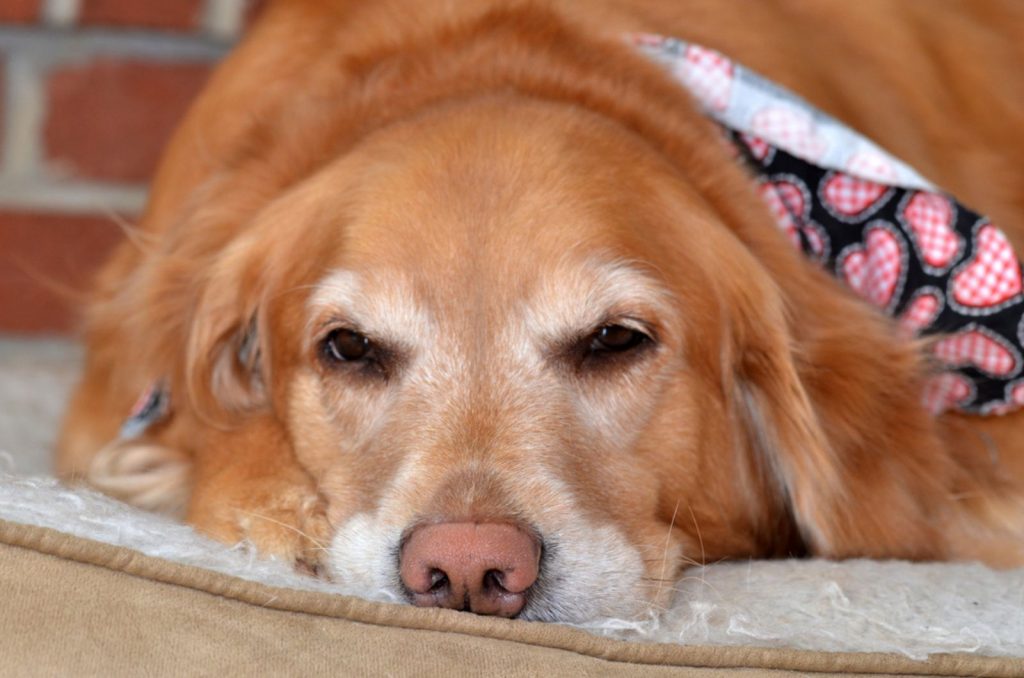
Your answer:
[2,54,46,180]
[42,0,81,28]
[0,27,230,66]
[202,0,247,42]
[0,180,148,215]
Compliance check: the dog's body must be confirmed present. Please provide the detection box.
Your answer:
[57,0,1024,621]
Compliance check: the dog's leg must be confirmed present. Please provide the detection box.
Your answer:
[56,357,126,477]
[186,414,331,574]
[58,361,329,571]
[56,352,192,517]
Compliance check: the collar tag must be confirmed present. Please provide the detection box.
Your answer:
[119,381,171,440]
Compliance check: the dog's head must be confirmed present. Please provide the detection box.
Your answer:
[175,56,946,621]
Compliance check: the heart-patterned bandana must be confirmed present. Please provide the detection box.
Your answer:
[633,33,1024,415]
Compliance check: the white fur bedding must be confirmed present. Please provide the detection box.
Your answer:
[1,338,1022,660]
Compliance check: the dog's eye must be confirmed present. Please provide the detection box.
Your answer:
[322,328,374,363]
[568,323,655,373]
[588,324,650,355]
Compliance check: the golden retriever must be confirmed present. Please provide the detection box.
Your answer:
[56,0,1024,621]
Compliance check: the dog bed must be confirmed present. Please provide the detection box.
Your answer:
[0,338,1022,676]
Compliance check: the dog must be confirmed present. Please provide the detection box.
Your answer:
[55,0,1024,622]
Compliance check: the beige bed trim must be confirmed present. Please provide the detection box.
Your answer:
[1,518,1020,677]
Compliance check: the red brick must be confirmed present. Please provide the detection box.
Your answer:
[79,0,203,31]
[0,0,41,23]
[45,58,212,183]
[0,59,5,158]
[0,211,125,334]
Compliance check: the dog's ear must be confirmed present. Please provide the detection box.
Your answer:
[185,233,271,420]
[723,258,949,560]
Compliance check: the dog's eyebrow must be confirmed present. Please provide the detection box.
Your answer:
[308,269,434,346]
[525,259,676,342]
[309,269,363,314]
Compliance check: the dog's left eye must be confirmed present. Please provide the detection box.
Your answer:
[322,328,375,363]
[319,328,393,379]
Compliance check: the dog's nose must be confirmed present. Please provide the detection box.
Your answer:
[399,522,540,617]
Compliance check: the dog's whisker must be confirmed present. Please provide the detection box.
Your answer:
[653,499,681,606]
[642,553,708,570]
[637,574,724,599]
[237,510,328,550]
[102,208,159,253]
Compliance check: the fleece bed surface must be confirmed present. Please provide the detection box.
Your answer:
[0,338,1023,676]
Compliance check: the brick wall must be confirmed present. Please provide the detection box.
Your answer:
[0,0,262,335]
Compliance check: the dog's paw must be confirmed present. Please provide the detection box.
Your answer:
[234,487,332,576]
[190,477,332,576]
[86,442,191,517]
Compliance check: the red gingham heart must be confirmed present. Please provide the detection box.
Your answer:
[758,179,806,247]
[921,373,974,415]
[899,289,942,335]
[932,328,1020,377]
[680,45,734,112]
[803,223,827,260]
[822,172,888,217]
[985,381,1024,416]
[750,106,827,161]
[839,224,904,309]
[758,180,829,261]
[741,133,773,162]
[846,150,898,183]
[902,192,962,270]
[951,223,1022,310]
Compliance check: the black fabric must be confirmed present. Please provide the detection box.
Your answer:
[731,130,1024,414]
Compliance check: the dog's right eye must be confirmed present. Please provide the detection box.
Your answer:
[560,322,656,374]
[322,328,375,364]
[589,324,650,354]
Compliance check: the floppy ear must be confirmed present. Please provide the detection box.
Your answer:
[724,260,950,560]
[185,233,271,420]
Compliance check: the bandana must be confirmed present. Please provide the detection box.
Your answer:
[119,380,170,440]
[634,34,1024,416]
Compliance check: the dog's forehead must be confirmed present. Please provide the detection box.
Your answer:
[300,96,684,348]
[325,95,675,269]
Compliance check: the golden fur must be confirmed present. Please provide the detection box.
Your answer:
[56,0,1024,620]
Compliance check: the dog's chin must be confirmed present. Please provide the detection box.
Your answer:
[325,511,659,623]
